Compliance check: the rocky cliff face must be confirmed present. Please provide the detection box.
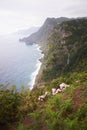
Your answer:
[35,18,87,87]
[21,17,69,51]
[21,17,87,87]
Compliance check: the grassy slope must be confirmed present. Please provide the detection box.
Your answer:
[41,18,87,82]
[13,71,87,130]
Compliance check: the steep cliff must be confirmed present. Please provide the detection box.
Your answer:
[35,18,87,86]
[21,17,69,51]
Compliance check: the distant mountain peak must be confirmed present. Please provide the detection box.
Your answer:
[21,17,69,50]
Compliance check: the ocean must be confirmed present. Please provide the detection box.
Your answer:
[0,34,43,90]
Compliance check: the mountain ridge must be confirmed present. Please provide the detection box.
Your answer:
[34,18,87,87]
[15,27,39,36]
[21,17,69,51]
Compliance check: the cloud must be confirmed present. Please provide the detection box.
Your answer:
[63,0,87,17]
[0,0,87,34]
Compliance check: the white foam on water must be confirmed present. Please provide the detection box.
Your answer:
[28,44,44,89]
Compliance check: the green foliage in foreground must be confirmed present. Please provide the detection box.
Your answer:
[0,89,22,130]
[0,72,87,130]
[25,72,87,130]
[0,86,44,130]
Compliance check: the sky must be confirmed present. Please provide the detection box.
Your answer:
[0,0,87,34]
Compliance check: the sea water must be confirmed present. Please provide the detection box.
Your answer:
[0,34,43,90]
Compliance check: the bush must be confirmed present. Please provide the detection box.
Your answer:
[0,89,22,129]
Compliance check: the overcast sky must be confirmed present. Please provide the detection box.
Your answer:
[0,0,87,34]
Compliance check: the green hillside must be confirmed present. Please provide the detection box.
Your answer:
[40,18,87,82]
[0,18,87,130]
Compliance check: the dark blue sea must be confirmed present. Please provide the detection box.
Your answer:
[0,34,43,90]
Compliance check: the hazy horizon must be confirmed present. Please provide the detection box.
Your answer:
[0,0,87,35]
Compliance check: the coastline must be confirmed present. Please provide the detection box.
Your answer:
[28,44,44,90]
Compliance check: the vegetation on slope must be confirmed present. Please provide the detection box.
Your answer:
[1,71,87,130]
[0,18,87,130]
[40,18,87,82]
